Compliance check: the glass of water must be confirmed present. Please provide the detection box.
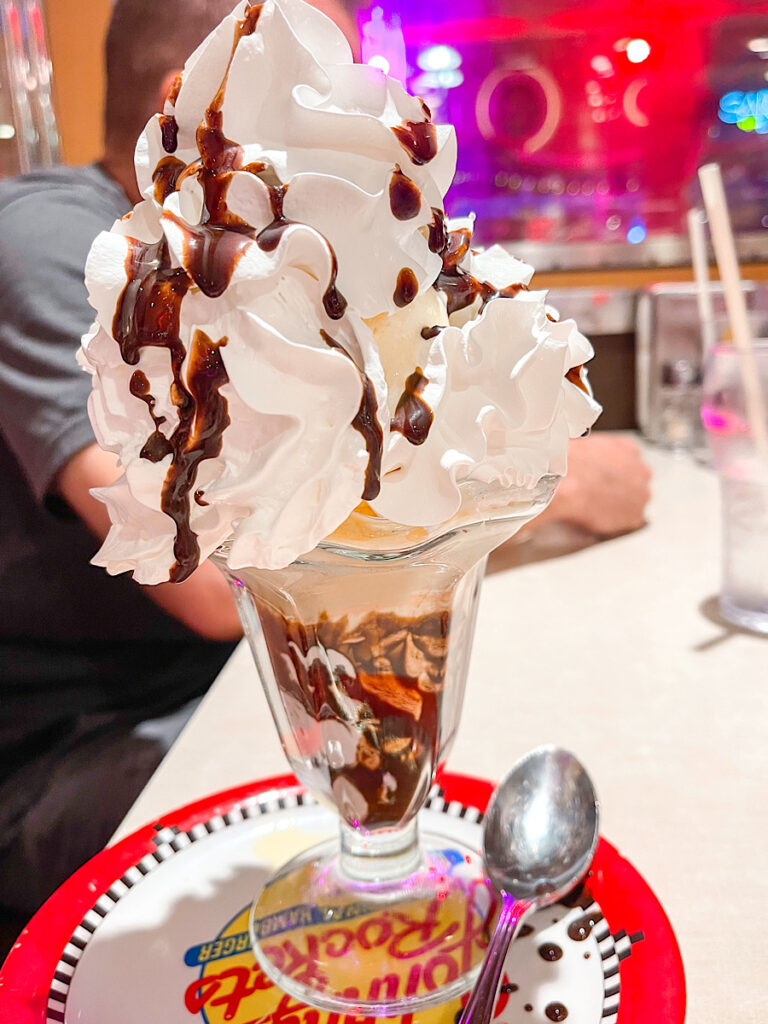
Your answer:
[701,342,768,633]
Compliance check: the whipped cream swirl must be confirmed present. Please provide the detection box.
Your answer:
[80,0,600,584]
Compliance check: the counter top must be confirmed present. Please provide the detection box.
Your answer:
[116,443,767,1024]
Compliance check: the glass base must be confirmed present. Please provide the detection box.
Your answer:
[249,830,495,1017]
[720,595,768,634]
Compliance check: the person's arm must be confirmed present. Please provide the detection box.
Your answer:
[57,444,242,642]
[524,433,652,538]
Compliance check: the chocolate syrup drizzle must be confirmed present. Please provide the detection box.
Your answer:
[111,3,363,579]
[428,207,447,254]
[113,237,231,581]
[389,166,421,221]
[566,364,589,394]
[392,119,438,165]
[420,325,442,340]
[159,115,179,154]
[391,368,433,446]
[153,156,185,205]
[320,330,382,500]
[434,226,525,318]
[394,267,418,308]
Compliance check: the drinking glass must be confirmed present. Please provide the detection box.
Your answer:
[212,477,558,1015]
[701,342,768,633]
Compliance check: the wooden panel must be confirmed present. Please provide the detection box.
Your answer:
[44,0,111,165]
[535,262,768,290]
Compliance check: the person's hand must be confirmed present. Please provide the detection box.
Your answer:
[537,433,652,537]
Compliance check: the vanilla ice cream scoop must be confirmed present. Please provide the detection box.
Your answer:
[79,0,600,585]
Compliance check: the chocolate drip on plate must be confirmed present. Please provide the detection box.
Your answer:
[320,330,382,500]
[538,943,563,962]
[394,267,418,308]
[567,909,603,942]
[392,119,438,165]
[545,1004,568,1022]
[159,115,179,154]
[391,369,433,446]
[389,166,422,221]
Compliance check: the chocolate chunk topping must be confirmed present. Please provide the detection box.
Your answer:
[389,166,422,221]
[394,267,418,308]
[391,369,433,446]
[159,114,178,154]
[538,943,563,962]
[545,1004,568,1022]
[392,119,438,165]
[321,330,382,501]
[152,156,185,205]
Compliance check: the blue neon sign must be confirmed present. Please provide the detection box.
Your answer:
[718,90,768,134]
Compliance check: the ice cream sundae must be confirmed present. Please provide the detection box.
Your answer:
[78,1,603,1009]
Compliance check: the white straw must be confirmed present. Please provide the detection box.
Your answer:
[698,163,768,463]
[687,208,716,352]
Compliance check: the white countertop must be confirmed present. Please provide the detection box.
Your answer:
[116,443,767,1023]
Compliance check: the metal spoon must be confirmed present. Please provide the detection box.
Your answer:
[459,746,599,1024]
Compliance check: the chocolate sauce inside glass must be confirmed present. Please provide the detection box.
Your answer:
[567,909,603,942]
[394,267,418,308]
[421,325,442,340]
[538,943,563,962]
[153,156,185,205]
[389,166,421,221]
[257,605,449,828]
[545,1004,568,1021]
[392,119,438,165]
[391,369,433,446]
[159,114,178,154]
[320,330,382,501]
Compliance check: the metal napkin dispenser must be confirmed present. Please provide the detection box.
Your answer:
[636,281,768,448]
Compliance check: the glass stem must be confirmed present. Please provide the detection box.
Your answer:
[339,819,421,884]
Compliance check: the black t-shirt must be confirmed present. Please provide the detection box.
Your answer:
[0,164,236,769]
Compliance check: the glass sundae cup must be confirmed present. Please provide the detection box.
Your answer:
[212,477,558,1016]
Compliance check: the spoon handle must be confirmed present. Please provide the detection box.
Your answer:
[459,892,532,1024]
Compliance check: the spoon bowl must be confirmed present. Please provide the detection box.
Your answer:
[459,746,599,1024]
[484,745,599,903]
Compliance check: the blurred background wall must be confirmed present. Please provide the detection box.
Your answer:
[45,0,111,164]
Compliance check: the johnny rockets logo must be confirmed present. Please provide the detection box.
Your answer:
[183,880,494,1024]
